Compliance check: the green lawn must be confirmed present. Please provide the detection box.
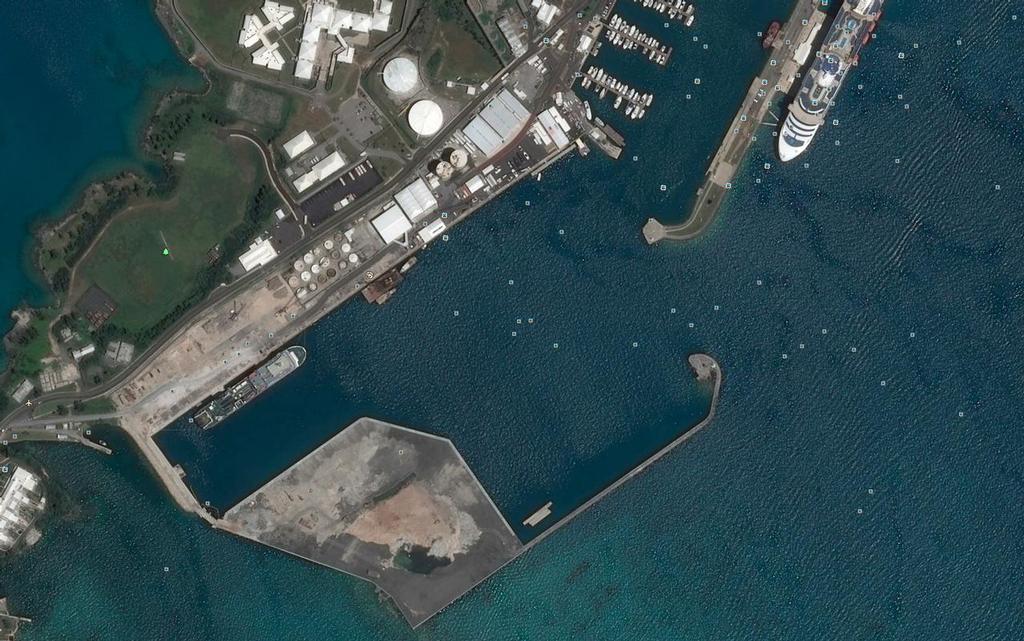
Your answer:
[424,9,502,84]
[178,0,261,62]
[76,132,261,332]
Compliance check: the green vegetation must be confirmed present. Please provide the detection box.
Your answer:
[31,396,115,420]
[6,311,57,379]
[177,0,273,69]
[75,131,262,332]
[407,0,503,85]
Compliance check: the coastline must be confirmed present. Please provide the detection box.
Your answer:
[1,1,208,388]
[7,3,201,322]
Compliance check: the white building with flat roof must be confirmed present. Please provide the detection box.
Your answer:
[371,204,412,244]
[239,2,296,70]
[283,130,316,158]
[0,467,46,552]
[238,237,279,272]
[393,178,438,222]
[293,151,346,192]
[294,0,393,80]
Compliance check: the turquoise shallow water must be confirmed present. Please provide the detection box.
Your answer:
[4,0,1024,639]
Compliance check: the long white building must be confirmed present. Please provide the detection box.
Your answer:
[0,467,46,552]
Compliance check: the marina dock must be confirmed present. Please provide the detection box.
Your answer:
[579,66,653,119]
[643,0,826,243]
[602,14,673,66]
[632,0,696,26]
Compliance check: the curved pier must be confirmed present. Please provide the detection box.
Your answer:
[644,0,826,244]
[524,353,722,551]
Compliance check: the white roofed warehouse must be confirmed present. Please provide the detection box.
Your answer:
[372,204,413,244]
[283,130,316,159]
[393,178,438,222]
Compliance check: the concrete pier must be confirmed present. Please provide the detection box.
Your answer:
[523,353,721,551]
[208,355,721,628]
[221,417,522,628]
[644,0,826,244]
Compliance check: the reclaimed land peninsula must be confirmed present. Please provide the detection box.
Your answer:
[0,0,730,627]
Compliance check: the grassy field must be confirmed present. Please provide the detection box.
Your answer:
[75,132,262,332]
[177,0,300,82]
[419,1,502,84]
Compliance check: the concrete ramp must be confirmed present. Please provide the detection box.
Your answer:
[222,417,522,627]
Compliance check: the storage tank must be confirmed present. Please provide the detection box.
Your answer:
[382,57,420,95]
[408,100,444,137]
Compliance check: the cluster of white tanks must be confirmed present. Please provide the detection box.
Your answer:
[287,233,362,299]
[430,147,469,181]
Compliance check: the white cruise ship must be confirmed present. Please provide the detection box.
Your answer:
[778,0,884,162]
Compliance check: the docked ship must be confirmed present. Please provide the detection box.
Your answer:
[777,0,884,162]
[192,345,306,430]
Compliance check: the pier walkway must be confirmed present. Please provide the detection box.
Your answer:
[523,353,722,551]
[643,0,825,243]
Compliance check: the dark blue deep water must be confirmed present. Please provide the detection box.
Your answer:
[4,0,1024,639]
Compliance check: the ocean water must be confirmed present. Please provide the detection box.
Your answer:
[0,0,195,313]
[4,0,1024,639]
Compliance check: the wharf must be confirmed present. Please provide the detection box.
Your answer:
[587,117,625,159]
[602,15,673,65]
[221,355,722,628]
[643,0,826,243]
[221,417,523,628]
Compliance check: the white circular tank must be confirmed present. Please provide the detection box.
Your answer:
[382,57,419,94]
[434,160,454,181]
[448,147,469,168]
[408,100,444,137]
[324,239,334,250]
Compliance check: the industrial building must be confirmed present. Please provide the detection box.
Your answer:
[293,151,346,193]
[294,0,393,80]
[393,178,438,222]
[417,219,446,244]
[461,89,532,157]
[238,1,296,71]
[370,177,440,245]
[371,204,413,245]
[238,237,279,272]
[531,0,559,26]
[0,466,46,552]
[532,106,573,149]
[282,130,316,159]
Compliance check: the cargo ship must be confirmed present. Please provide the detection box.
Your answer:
[777,0,884,162]
[192,345,306,430]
